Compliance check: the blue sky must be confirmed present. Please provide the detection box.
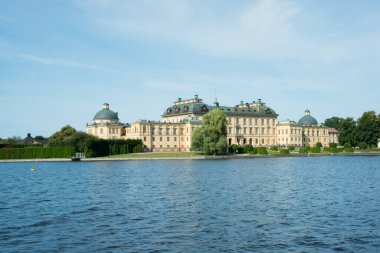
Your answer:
[1,0,379,138]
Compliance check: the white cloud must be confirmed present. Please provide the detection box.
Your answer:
[74,0,380,64]
[17,53,111,72]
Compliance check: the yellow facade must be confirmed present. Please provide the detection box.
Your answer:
[86,97,339,151]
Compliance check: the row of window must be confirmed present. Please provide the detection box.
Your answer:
[143,136,190,142]
[228,118,276,126]
[228,127,275,135]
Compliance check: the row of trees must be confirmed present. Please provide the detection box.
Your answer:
[325,111,380,148]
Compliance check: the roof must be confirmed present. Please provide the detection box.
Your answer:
[93,109,119,120]
[328,128,339,133]
[162,97,277,118]
[298,110,318,126]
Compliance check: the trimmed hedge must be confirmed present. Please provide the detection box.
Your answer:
[248,148,257,154]
[257,147,268,155]
[270,146,279,151]
[0,144,43,149]
[280,149,290,154]
[84,139,143,158]
[0,146,75,159]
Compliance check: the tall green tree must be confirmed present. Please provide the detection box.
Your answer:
[324,117,343,130]
[49,125,97,152]
[356,111,380,148]
[338,117,358,147]
[191,109,227,155]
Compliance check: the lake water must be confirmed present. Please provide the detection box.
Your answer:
[0,156,379,252]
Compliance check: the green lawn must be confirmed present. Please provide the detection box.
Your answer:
[106,152,204,158]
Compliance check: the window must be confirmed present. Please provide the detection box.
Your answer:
[159,128,163,135]
[261,119,264,125]
[249,118,252,125]
[243,118,246,125]
[174,137,177,141]
[160,137,162,141]
[173,128,177,135]
[167,137,170,141]
[144,137,146,141]
[166,128,170,135]
[152,128,155,135]
[152,137,155,141]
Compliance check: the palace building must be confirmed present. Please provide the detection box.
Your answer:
[86,95,338,151]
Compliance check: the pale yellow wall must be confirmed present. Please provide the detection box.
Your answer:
[86,125,124,139]
[276,123,303,146]
[226,116,277,146]
[302,127,330,147]
[122,121,200,152]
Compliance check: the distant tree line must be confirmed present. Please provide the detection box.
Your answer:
[324,111,380,148]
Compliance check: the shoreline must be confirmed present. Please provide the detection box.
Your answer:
[0,152,380,163]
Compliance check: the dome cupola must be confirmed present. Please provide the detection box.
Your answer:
[298,109,318,125]
[93,103,119,124]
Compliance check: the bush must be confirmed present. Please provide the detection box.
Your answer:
[309,147,321,153]
[270,146,278,151]
[288,146,295,151]
[329,143,337,148]
[299,148,308,154]
[316,142,322,148]
[358,142,368,150]
[84,139,143,158]
[243,144,254,153]
[280,149,290,154]
[257,147,268,155]
[344,148,355,153]
[231,144,239,154]
[344,142,351,149]
[248,148,257,154]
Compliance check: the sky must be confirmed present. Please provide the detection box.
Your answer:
[0,0,379,138]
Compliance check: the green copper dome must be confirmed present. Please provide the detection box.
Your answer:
[298,109,318,125]
[93,103,119,120]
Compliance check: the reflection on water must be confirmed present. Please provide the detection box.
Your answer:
[0,157,379,252]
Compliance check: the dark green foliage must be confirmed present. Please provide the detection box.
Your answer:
[299,148,308,154]
[344,148,355,153]
[230,144,239,153]
[344,142,351,148]
[356,111,380,148]
[248,148,258,154]
[280,149,290,154]
[324,117,343,130]
[329,143,337,148]
[338,117,358,147]
[0,146,75,159]
[191,110,227,155]
[270,146,278,151]
[84,139,142,158]
[243,144,254,153]
[309,147,321,153]
[49,125,97,152]
[358,142,368,150]
[0,144,43,149]
[257,147,268,155]
[316,142,322,148]
[0,136,22,144]
[288,146,295,151]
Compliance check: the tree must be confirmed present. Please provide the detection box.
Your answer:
[191,109,227,155]
[49,125,77,143]
[338,117,358,147]
[356,111,380,148]
[324,117,343,130]
[49,125,97,152]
